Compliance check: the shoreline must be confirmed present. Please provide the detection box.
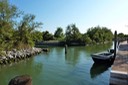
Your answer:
[36,41,113,47]
[0,47,42,65]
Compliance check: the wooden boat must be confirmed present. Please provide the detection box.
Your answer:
[91,51,114,63]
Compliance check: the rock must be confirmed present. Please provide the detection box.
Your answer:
[42,48,49,52]
[7,54,14,59]
[8,75,32,85]
[0,58,3,64]
[12,49,17,52]
[0,47,42,65]
[2,56,7,60]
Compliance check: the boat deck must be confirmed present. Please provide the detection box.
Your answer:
[110,41,128,85]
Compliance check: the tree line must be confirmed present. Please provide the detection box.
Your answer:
[117,33,128,42]
[34,24,114,46]
[117,33,128,39]
[57,25,114,45]
[0,0,116,51]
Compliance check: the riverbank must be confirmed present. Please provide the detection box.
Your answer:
[0,47,42,65]
[36,40,112,47]
[36,41,85,47]
[110,41,128,85]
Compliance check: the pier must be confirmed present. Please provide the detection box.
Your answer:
[110,41,128,85]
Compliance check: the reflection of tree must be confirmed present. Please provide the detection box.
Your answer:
[90,63,111,79]
[52,47,64,55]
[65,47,83,65]
[85,42,113,54]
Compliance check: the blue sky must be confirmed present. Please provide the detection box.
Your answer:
[9,0,128,34]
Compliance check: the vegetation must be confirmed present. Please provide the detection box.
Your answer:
[65,24,82,43]
[118,33,128,39]
[0,0,42,51]
[43,31,54,41]
[0,0,116,52]
[54,27,64,41]
[65,24,113,45]
[86,26,113,44]
[0,0,18,51]
[117,33,128,42]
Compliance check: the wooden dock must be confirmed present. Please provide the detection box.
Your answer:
[110,41,128,85]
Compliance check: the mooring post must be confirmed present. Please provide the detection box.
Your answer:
[114,31,117,58]
[65,44,67,54]
[127,37,128,44]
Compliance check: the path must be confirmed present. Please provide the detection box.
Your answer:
[110,41,128,85]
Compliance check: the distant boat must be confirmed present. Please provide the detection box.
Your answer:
[91,49,115,64]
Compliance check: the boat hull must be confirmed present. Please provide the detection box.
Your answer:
[92,56,114,64]
[91,53,115,64]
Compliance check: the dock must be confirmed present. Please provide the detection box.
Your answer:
[110,41,128,85]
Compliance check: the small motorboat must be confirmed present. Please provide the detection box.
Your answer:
[91,49,115,64]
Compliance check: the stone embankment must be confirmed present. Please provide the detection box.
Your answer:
[0,47,42,65]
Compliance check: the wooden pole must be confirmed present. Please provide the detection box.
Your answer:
[114,31,117,58]
[65,44,67,54]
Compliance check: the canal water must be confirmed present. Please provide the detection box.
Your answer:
[0,43,113,85]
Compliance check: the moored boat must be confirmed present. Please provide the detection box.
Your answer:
[91,52,114,63]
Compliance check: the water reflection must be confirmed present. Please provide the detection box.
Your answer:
[64,43,113,66]
[85,42,113,53]
[90,63,111,79]
[65,47,84,65]
[0,58,43,85]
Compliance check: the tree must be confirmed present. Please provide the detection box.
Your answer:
[87,26,113,44]
[54,27,64,40]
[81,33,92,44]
[0,0,19,22]
[0,0,43,50]
[32,31,43,43]
[65,24,82,42]
[65,25,72,42]
[118,33,124,38]
[15,14,42,49]
[43,31,54,41]
[0,0,19,50]
[102,27,113,42]
[71,24,82,42]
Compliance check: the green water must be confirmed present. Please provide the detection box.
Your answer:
[0,43,113,85]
